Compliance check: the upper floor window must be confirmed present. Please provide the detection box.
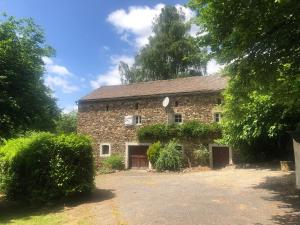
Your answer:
[100,143,111,157]
[135,115,142,125]
[135,103,139,110]
[214,113,222,123]
[174,114,182,123]
[175,101,179,107]
[217,98,222,105]
[106,105,109,111]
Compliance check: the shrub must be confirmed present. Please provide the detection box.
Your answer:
[0,132,94,204]
[137,121,222,142]
[193,144,210,166]
[147,141,162,166]
[155,140,183,171]
[137,124,171,142]
[102,154,124,170]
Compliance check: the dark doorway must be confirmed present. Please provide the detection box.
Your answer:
[129,145,149,169]
[212,146,230,168]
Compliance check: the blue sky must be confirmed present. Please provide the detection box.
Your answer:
[0,0,220,113]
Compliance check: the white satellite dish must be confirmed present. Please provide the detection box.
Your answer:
[162,97,170,107]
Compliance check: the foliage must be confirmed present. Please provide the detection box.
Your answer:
[119,5,209,83]
[147,141,162,166]
[55,111,77,134]
[155,139,183,171]
[189,0,300,160]
[0,15,60,139]
[179,121,221,140]
[137,121,221,142]
[101,154,124,170]
[192,144,209,166]
[0,132,94,204]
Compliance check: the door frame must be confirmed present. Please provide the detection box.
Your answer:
[125,142,151,169]
[209,144,233,168]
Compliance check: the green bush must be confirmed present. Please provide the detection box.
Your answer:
[102,154,124,170]
[0,132,94,204]
[193,144,210,166]
[147,141,162,166]
[137,121,221,142]
[155,140,183,171]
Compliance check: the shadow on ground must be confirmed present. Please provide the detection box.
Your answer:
[254,172,300,225]
[0,188,115,224]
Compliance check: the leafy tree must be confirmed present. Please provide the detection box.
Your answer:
[189,0,300,160]
[55,111,77,134]
[119,6,209,83]
[0,15,60,138]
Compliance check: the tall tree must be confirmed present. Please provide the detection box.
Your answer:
[55,111,77,134]
[0,15,60,138]
[189,0,300,160]
[119,6,209,84]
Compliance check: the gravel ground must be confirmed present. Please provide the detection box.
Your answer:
[66,168,300,225]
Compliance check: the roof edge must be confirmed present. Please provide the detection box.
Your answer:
[78,89,225,104]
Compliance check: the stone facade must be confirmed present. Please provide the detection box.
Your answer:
[78,92,223,165]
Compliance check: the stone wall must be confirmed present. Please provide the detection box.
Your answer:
[78,92,222,164]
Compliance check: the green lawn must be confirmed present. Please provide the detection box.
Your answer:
[0,195,65,225]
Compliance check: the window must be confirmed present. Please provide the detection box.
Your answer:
[100,144,111,156]
[214,113,222,122]
[174,114,182,123]
[175,101,179,107]
[134,115,142,125]
[135,103,139,110]
[106,105,109,111]
[217,98,222,105]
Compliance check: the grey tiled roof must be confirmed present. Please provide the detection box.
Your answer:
[81,74,227,101]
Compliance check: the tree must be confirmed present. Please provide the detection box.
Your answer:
[0,15,60,138]
[189,0,300,160]
[55,111,77,134]
[119,6,210,84]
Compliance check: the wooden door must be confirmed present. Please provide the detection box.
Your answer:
[129,145,149,169]
[212,146,229,168]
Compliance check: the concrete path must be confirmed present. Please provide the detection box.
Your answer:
[66,169,300,225]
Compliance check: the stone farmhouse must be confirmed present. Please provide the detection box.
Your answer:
[78,74,231,169]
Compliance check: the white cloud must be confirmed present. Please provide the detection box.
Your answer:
[107,4,201,49]
[207,59,224,75]
[62,104,78,114]
[45,76,79,93]
[90,55,134,89]
[107,4,164,48]
[42,56,72,76]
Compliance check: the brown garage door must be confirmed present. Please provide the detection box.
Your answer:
[212,146,229,168]
[129,145,149,169]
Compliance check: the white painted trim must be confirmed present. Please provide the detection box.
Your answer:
[100,143,111,157]
[209,144,232,168]
[125,142,151,169]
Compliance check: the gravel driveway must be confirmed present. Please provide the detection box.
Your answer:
[66,168,300,225]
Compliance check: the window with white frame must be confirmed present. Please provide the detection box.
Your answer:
[214,113,222,122]
[100,144,111,156]
[174,114,182,123]
[134,115,142,125]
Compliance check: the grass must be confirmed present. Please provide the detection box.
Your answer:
[0,194,65,225]
[0,188,115,225]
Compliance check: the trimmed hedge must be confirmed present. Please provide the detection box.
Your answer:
[137,121,222,142]
[0,132,94,204]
